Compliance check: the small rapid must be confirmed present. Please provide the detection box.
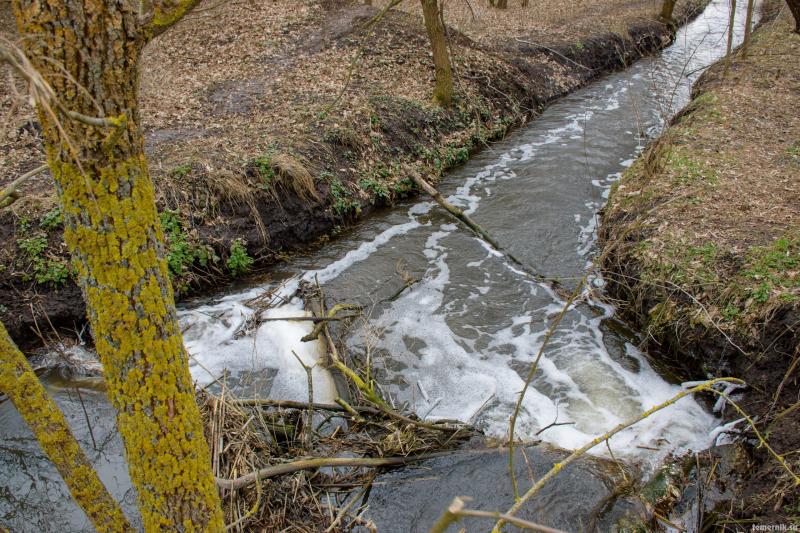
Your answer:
[179,0,754,462]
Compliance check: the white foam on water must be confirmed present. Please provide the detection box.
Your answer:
[360,227,716,464]
[172,0,757,466]
[180,291,335,402]
[178,214,427,400]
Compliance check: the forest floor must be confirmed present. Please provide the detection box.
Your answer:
[600,7,800,525]
[0,0,704,345]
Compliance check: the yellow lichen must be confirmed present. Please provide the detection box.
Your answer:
[12,1,225,529]
[0,322,132,532]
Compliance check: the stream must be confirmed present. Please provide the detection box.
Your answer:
[0,1,757,530]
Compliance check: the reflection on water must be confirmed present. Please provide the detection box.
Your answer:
[0,380,141,531]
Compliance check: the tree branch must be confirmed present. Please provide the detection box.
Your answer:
[0,164,48,208]
[430,496,569,533]
[216,451,457,491]
[145,0,208,39]
[0,322,132,531]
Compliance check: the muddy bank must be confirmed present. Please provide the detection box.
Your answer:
[0,0,706,347]
[600,5,799,524]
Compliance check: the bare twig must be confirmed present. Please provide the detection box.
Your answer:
[429,496,569,533]
[0,164,48,208]
[291,350,315,448]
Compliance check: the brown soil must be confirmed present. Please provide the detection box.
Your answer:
[0,0,704,347]
[600,6,800,525]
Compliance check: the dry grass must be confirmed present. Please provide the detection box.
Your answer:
[604,10,800,340]
[270,152,322,203]
[1,0,677,198]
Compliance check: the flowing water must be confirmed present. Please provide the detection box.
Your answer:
[0,2,757,530]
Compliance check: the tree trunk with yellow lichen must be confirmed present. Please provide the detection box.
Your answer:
[11,1,224,531]
[421,0,454,106]
[0,322,131,532]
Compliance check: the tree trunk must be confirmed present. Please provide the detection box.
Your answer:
[787,0,800,33]
[496,0,509,8]
[741,0,755,57]
[11,1,225,531]
[724,0,737,76]
[421,0,454,106]
[659,0,677,22]
[0,323,131,532]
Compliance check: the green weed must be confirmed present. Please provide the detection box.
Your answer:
[227,239,254,277]
[17,235,69,287]
[159,210,218,281]
[39,207,63,230]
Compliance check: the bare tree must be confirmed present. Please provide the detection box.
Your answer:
[659,0,677,23]
[741,0,756,57]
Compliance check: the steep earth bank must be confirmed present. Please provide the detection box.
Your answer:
[600,5,799,524]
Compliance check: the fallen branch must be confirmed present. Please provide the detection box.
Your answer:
[408,172,562,294]
[301,303,362,342]
[216,450,456,491]
[258,315,357,323]
[231,398,380,414]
